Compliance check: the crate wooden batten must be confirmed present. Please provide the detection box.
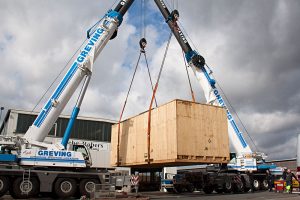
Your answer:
[111,99,230,168]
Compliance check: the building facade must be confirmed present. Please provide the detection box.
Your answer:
[0,109,116,168]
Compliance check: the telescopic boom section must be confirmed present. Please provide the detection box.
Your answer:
[154,0,252,155]
[114,0,135,15]
[23,0,135,145]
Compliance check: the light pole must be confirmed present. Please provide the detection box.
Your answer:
[0,107,4,123]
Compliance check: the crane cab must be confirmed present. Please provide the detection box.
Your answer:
[70,144,92,166]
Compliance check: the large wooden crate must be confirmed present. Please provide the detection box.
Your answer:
[111,99,229,167]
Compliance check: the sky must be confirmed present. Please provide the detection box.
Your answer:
[0,0,300,161]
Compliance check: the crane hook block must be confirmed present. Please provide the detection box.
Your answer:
[139,38,147,52]
[171,10,179,21]
[166,10,179,23]
[192,54,206,69]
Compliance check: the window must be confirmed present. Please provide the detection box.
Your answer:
[15,113,113,141]
[16,114,36,133]
[73,145,88,157]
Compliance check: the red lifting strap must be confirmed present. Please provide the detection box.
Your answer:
[146,32,172,164]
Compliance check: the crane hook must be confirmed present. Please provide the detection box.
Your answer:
[139,38,147,53]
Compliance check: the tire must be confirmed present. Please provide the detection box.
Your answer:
[79,179,99,197]
[224,180,233,193]
[233,181,244,193]
[173,185,183,193]
[54,178,77,198]
[187,184,195,193]
[203,186,213,194]
[261,180,268,190]
[253,179,260,191]
[10,177,39,199]
[0,176,10,197]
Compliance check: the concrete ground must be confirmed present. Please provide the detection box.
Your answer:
[1,191,300,200]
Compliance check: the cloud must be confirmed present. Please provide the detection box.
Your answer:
[0,0,299,161]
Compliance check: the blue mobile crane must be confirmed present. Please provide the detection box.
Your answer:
[0,1,134,198]
[153,0,276,193]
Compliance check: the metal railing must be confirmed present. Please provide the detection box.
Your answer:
[90,184,116,199]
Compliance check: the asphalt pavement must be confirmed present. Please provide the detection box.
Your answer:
[140,191,300,200]
[1,191,300,199]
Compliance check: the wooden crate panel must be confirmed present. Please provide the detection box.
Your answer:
[111,99,229,167]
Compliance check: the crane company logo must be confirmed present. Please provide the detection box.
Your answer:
[76,28,104,63]
[213,89,248,148]
[38,150,72,157]
[120,0,128,6]
[22,150,33,155]
[214,89,233,120]
[33,26,106,128]
[213,89,225,106]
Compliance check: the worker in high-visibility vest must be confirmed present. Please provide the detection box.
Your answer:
[286,169,292,193]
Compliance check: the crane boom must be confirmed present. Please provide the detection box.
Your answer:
[153,0,252,156]
[23,0,135,148]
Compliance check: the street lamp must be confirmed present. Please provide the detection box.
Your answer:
[0,107,4,123]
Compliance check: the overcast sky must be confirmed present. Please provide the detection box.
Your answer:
[0,0,299,161]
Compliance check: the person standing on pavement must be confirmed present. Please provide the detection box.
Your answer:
[285,169,298,194]
[282,167,287,180]
[266,170,274,192]
[285,169,292,193]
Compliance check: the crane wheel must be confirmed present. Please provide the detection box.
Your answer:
[233,181,244,193]
[10,177,39,199]
[261,179,268,190]
[187,184,195,193]
[54,178,77,198]
[253,179,260,191]
[173,185,183,193]
[79,179,100,197]
[224,180,233,193]
[0,176,10,197]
